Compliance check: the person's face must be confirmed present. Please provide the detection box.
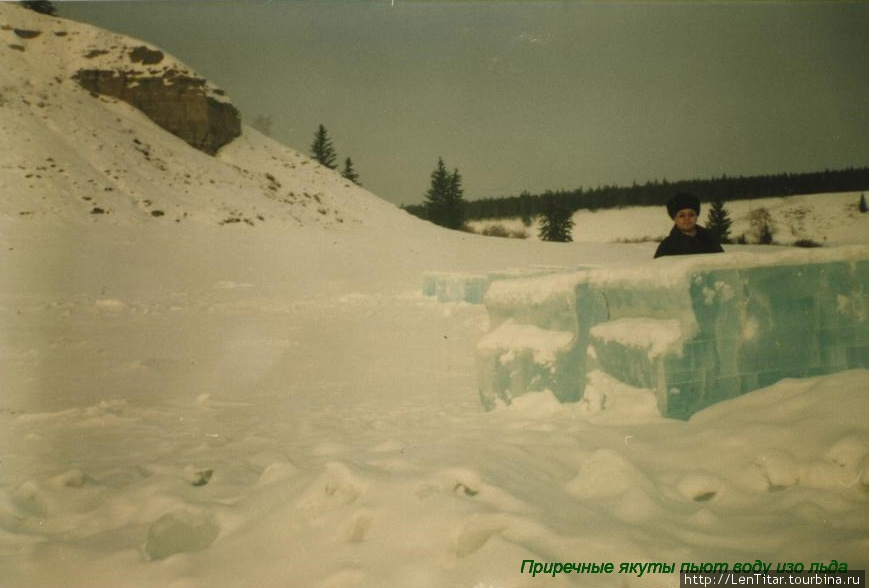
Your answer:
[674,208,697,234]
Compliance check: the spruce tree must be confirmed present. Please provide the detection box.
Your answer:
[309,124,337,170]
[341,157,361,185]
[424,157,465,230]
[444,166,465,230]
[706,198,733,244]
[538,196,574,242]
[519,190,534,227]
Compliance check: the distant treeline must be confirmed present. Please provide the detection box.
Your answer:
[406,167,869,221]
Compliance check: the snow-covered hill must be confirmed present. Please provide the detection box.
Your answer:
[0,3,412,229]
[2,5,868,588]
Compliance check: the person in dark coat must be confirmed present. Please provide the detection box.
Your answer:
[654,192,724,258]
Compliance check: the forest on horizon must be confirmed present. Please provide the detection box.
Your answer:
[404,166,869,222]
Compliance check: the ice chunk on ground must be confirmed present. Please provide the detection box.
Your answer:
[578,370,661,423]
[476,320,578,409]
[144,508,220,560]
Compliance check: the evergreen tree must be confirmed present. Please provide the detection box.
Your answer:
[519,190,534,226]
[706,198,733,244]
[20,1,57,15]
[424,157,451,225]
[341,157,361,186]
[860,193,868,214]
[538,196,574,242]
[309,124,337,170]
[445,166,465,229]
[424,157,465,230]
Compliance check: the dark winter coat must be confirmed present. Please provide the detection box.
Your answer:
[654,225,724,258]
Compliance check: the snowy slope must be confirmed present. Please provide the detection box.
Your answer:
[2,5,868,588]
[0,3,410,229]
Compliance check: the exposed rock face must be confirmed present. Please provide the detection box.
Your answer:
[74,46,241,156]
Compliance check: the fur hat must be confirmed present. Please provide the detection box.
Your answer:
[666,192,700,219]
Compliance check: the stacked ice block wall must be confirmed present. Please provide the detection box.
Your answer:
[422,266,574,304]
[476,247,869,419]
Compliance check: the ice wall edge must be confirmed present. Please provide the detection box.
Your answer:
[475,246,869,419]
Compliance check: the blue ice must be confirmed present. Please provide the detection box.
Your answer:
[476,246,869,418]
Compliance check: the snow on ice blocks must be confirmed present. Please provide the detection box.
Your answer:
[422,266,570,304]
[422,272,490,304]
[477,246,869,419]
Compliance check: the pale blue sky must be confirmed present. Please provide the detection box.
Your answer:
[60,1,869,206]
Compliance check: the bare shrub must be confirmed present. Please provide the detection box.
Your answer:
[479,224,527,239]
[748,208,775,244]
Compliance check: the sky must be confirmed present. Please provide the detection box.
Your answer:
[57,0,869,207]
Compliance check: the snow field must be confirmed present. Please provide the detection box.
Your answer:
[3,266,868,587]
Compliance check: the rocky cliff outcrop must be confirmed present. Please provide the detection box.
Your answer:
[73,46,241,155]
[3,5,242,156]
